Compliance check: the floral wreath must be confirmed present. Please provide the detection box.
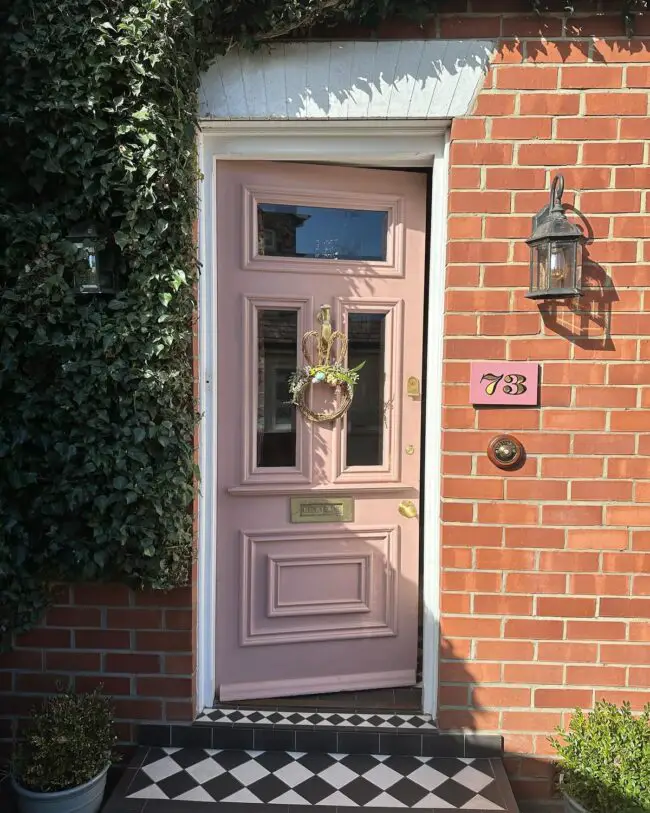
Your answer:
[288,306,365,423]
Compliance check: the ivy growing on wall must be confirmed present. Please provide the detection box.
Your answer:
[0,0,646,641]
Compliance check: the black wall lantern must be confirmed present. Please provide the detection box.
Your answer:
[69,222,121,296]
[526,174,583,300]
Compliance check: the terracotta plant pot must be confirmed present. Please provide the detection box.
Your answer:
[11,764,109,813]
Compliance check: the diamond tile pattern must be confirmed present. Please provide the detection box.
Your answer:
[198,707,436,730]
[126,747,507,810]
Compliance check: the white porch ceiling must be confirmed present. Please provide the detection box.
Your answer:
[199,40,495,121]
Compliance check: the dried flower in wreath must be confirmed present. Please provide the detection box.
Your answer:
[288,305,365,423]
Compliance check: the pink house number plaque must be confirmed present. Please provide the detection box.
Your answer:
[470,362,539,406]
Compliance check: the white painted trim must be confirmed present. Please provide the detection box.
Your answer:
[198,119,449,167]
[196,123,448,720]
[421,131,450,720]
[195,128,218,715]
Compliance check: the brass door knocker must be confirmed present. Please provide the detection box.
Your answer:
[288,305,365,423]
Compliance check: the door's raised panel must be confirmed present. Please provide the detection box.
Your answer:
[333,298,403,484]
[242,185,405,277]
[268,553,371,617]
[240,528,399,646]
[241,295,313,486]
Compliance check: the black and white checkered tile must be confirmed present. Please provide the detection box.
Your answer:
[125,747,507,809]
[198,707,436,730]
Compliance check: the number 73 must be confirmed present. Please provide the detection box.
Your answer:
[481,373,527,396]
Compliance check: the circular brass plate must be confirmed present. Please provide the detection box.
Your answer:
[487,434,524,469]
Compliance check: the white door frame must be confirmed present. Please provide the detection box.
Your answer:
[196,119,450,719]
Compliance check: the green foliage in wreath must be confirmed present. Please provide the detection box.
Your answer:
[0,0,646,640]
[288,361,365,405]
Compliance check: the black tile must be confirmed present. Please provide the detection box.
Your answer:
[104,799,147,813]
[255,751,296,771]
[378,732,423,756]
[422,733,465,757]
[137,724,171,747]
[383,776,430,806]
[477,779,506,809]
[335,776,383,805]
[380,754,423,776]
[296,752,339,773]
[337,731,380,754]
[248,773,293,802]
[142,747,167,766]
[425,757,466,777]
[129,746,153,769]
[205,804,287,813]
[432,777,476,807]
[170,725,212,748]
[393,687,422,711]
[201,772,245,801]
[253,727,295,751]
[295,728,338,753]
[109,766,148,799]
[465,733,504,757]
[211,726,255,750]
[143,802,223,813]
[292,775,338,804]
[339,753,381,774]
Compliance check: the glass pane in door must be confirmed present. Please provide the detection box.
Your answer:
[257,203,387,261]
[257,309,297,468]
[346,313,386,467]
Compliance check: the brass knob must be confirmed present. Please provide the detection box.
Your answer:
[398,500,418,519]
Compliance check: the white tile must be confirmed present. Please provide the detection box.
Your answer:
[229,759,270,785]
[454,764,493,792]
[128,785,169,800]
[142,756,182,783]
[460,795,504,810]
[273,789,310,805]
[407,764,449,790]
[319,790,360,806]
[364,791,407,807]
[186,757,225,783]
[318,761,359,789]
[222,787,263,804]
[363,764,403,790]
[413,793,455,809]
[274,761,314,788]
[176,786,216,803]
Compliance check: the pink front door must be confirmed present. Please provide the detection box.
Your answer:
[215,161,427,701]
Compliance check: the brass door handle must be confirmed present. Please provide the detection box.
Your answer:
[398,500,418,519]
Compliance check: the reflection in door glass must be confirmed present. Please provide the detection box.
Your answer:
[257,203,387,261]
[346,313,385,467]
[257,310,297,468]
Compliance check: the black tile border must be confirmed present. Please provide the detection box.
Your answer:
[137,724,503,759]
[491,757,521,813]
[139,725,171,748]
[465,734,504,758]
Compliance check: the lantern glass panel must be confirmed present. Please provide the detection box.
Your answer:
[73,239,102,294]
[530,239,579,297]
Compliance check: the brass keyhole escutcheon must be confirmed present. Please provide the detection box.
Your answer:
[398,500,418,519]
[406,376,421,398]
[405,445,415,456]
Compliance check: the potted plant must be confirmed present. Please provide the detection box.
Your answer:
[549,700,650,813]
[12,689,116,813]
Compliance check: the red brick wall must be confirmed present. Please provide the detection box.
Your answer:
[2,3,650,807]
[0,585,193,753]
[442,16,650,805]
